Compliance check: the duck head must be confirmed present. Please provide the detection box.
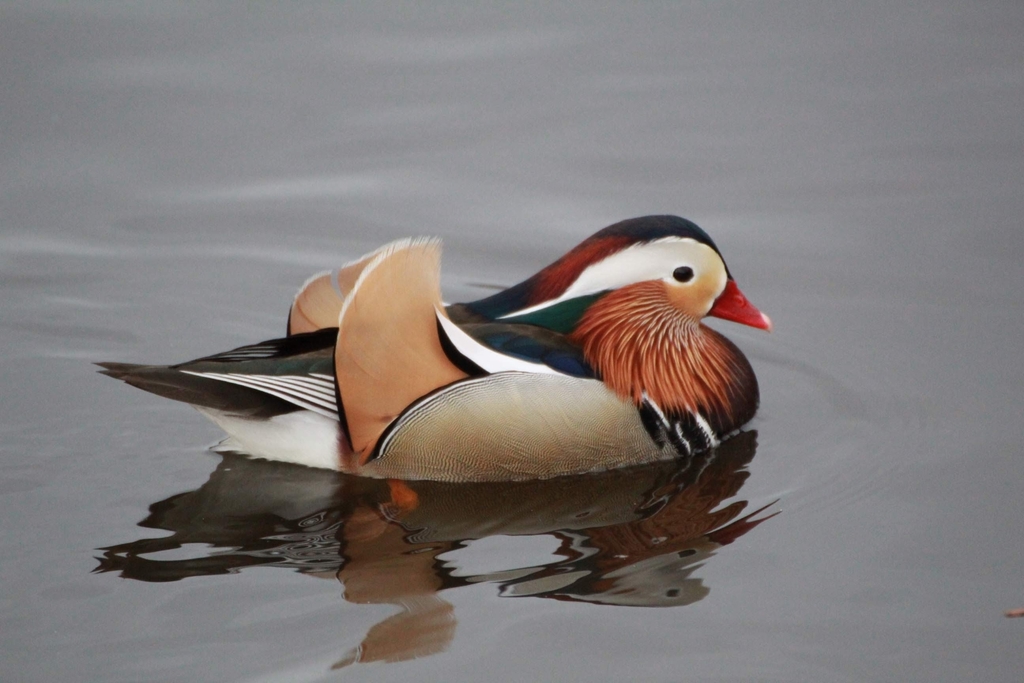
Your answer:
[465,215,771,434]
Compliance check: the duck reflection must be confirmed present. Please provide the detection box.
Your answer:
[96,431,774,666]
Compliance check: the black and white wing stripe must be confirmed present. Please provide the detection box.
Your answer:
[193,344,284,361]
[189,328,338,363]
[638,395,720,456]
[180,371,338,419]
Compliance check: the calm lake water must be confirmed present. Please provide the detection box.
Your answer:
[2,2,1023,681]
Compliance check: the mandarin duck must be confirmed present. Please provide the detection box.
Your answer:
[100,215,771,481]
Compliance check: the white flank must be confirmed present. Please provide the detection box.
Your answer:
[435,308,563,375]
[200,407,341,470]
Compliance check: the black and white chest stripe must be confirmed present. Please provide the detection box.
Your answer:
[638,394,720,456]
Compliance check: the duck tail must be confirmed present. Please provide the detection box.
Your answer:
[95,362,293,417]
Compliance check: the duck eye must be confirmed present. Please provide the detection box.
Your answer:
[672,266,694,283]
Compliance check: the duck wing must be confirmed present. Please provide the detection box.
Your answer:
[287,270,345,336]
[287,244,391,336]
[333,238,468,461]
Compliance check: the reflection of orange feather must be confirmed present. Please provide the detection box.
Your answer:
[570,281,756,428]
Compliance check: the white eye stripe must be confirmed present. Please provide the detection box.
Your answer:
[500,237,722,319]
[563,237,700,296]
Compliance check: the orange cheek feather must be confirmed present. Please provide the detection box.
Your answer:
[569,282,751,425]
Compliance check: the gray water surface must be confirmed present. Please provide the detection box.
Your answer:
[2,3,1023,682]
